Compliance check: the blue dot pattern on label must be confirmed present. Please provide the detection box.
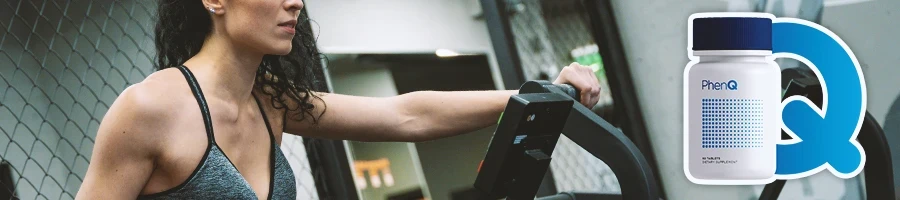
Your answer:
[700,98,764,149]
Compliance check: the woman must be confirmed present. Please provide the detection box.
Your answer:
[76,0,601,199]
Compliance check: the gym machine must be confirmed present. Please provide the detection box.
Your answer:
[473,80,661,200]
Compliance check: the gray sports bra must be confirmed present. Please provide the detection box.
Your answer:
[137,66,296,199]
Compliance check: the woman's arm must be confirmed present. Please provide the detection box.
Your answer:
[285,90,516,142]
[76,84,166,199]
[285,63,600,142]
[393,90,521,141]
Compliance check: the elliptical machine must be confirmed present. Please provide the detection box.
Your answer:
[472,80,661,200]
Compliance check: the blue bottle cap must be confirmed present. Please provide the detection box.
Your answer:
[692,17,771,51]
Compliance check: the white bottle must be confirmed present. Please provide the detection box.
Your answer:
[684,13,780,185]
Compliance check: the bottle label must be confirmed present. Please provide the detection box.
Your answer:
[700,98,763,150]
[701,156,738,165]
[700,80,738,91]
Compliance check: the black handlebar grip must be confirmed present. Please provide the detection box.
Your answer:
[546,84,579,100]
[519,81,580,101]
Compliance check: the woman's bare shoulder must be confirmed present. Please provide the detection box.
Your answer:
[89,68,196,161]
[101,68,193,133]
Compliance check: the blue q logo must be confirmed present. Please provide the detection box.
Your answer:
[700,80,739,91]
[773,18,866,180]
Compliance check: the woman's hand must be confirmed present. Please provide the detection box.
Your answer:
[553,62,602,108]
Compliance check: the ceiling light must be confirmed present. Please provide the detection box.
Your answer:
[436,49,461,57]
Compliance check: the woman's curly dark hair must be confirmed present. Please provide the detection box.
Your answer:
[154,0,326,124]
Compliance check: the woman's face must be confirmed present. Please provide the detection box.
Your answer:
[212,0,303,55]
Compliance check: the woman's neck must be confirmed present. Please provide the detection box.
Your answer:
[182,36,263,105]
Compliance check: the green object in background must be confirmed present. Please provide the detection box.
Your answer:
[575,52,590,66]
[571,44,607,81]
[591,53,605,80]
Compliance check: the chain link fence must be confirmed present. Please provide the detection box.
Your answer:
[507,0,620,194]
[0,1,317,199]
[281,135,319,199]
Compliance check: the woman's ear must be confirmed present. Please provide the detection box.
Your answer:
[203,0,224,14]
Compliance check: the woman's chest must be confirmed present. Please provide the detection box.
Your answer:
[152,117,275,197]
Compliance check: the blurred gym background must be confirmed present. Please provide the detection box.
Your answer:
[1,0,898,200]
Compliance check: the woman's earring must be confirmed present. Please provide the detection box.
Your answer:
[209,7,216,13]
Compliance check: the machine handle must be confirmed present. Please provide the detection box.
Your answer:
[518,80,662,200]
[545,84,580,100]
[519,80,581,101]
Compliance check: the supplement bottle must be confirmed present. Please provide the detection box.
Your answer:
[685,14,780,182]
